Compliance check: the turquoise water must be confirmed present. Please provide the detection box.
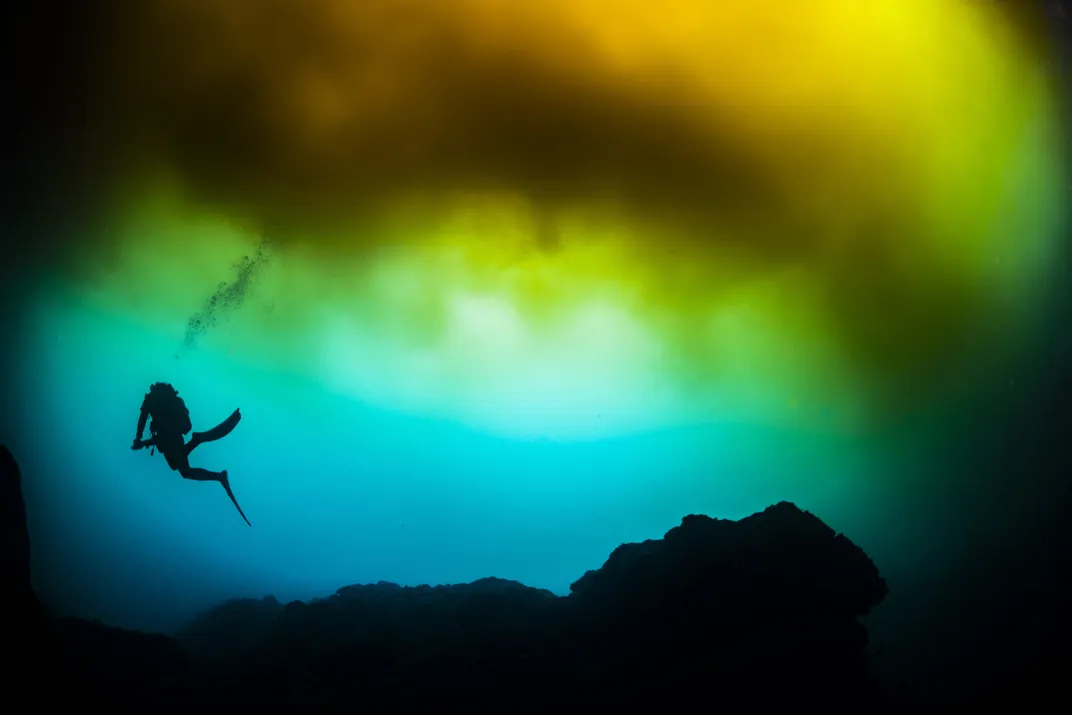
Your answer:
[11,287,914,634]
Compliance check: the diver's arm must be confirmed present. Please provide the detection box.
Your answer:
[132,393,150,448]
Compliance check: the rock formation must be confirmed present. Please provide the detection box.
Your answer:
[1,445,890,707]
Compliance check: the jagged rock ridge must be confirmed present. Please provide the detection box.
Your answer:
[2,445,889,707]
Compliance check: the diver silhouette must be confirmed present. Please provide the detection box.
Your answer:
[131,382,251,526]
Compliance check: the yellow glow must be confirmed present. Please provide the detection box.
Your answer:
[61,0,1068,438]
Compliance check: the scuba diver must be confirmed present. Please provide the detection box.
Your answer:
[131,382,251,526]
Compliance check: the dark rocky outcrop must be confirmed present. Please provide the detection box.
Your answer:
[2,445,47,686]
[1,446,33,607]
[2,446,192,705]
[2,445,891,707]
[52,616,191,703]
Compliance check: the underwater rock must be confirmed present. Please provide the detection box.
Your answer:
[1,446,34,612]
[166,507,890,706]
[570,501,888,616]
[2,445,190,704]
[176,594,283,665]
[1,445,46,686]
[53,616,191,701]
[2,446,892,707]
[564,502,889,699]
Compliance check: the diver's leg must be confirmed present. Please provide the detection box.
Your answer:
[184,435,203,456]
[217,471,251,526]
[188,409,242,451]
[178,466,226,483]
[178,467,249,525]
[165,438,224,483]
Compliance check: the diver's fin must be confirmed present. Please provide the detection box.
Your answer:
[191,409,242,445]
[221,476,251,527]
